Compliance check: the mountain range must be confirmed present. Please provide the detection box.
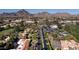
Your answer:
[0,9,79,19]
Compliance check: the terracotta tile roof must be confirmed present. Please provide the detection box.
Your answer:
[17,39,29,50]
[60,40,79,50]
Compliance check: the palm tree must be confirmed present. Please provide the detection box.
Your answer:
[32,17,38,30]
[45,17,50,27]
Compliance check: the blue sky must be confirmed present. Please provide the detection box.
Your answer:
[0,9,79,14]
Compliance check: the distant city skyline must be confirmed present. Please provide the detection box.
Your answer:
[0,9,79,14]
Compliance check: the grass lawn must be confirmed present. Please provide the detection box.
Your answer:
[65,24,79,42]
[33,32,37,40]
[45,32,53,50]
[0,28,15,37]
